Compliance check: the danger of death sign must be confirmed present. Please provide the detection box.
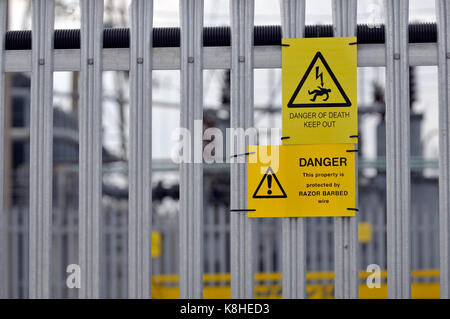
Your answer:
[247,144,357,218]
[282,37,357,145]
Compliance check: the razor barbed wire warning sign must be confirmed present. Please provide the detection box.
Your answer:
[252,167,287,199]
[247,144,357,218]
[282,37,357,145]
[288,51,351,108]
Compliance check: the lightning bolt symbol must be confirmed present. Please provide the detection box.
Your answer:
[315,66,324,87]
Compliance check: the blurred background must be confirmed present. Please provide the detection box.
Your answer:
[0,0,441,298]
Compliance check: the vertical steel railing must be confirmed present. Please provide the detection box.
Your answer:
[332,0,358,299]
[79,0,104,299]
[0,0,6,300]
[384,0,411,299]
[179,0,204,299]
[436,0,450,299]
[128,0,153,299]
[279,0,307,299]
[28,0,55,299]
[230,0,255,299]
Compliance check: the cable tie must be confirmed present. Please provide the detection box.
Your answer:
[230,152,255,158]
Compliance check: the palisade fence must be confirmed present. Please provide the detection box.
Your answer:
[0,0,448,299]
[2,194,441,299]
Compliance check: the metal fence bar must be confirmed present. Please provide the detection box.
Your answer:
[279,0,306,300]
[23,210,29,298]
[377,201,386,270]
[367,204,374,268]
[218,205,227,275]
[174,215,180,276]
[319,218,326,271]
[230,0,255,299]
[162,221,170,275]
[309,220,317,271]
[0,209,5,299]
[54,211,63,298]
[0,0,6,300]
[411,205,418,268]
[28,0,55,299]
[120,210,128,298]
[332,0,358,299]
[111,210,118,298]
[2,43,441,73]
[423,205,432,271]
[437,0,450,299]
[11,209,18,298]
[128,0,153,299]
[206,206,215,274]
[68,210,77,299]
[179,0,204,299]
[79,0,104,299]
[384,0,411,299]
[103,213,110,297]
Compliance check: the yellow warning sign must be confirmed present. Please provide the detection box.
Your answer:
[252,167,287,199]
[247,144,357,218]
[152,231,162,258]
[358,222,372,243]
[282,37,357,145]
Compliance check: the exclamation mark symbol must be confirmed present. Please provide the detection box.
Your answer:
[267,174,272,195]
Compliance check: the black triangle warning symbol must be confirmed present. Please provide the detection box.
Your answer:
[252,167,287,199]
[287,51,351,108]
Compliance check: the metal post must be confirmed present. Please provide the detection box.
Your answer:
[332,0,358,299]
[384,0,411,299]
[436,0,450,299]
[0,0,5,300]
[230,0,255,299]
[128,0,153,299]
[79,0,104,299]
[179,0,204,299]
[28,0,55,299]
[279,0,306,299]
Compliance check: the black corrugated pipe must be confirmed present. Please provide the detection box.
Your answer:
[4,23,436,50]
